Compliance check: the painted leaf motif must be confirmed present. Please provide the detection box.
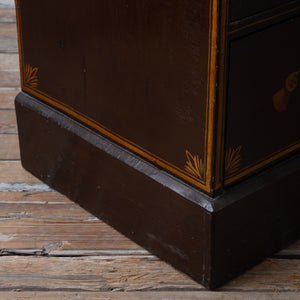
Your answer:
[225,146,242,176]
[24,64,39,88]
[184,150,205,180]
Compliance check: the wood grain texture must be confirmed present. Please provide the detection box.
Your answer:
[0,161,40,183]
[0,111,16,134]
[0,35,18,53]
[0,8,16,22]
[0,134,20,159]
[0,256,299,292]
[0,22,16,35]
[0,53,19,68]
[0,191,69,203]
[0,110,17,133]
[0,292,299,300]
[0,69,20,87]
[0,9,17,54]
[0,88,20,109]
[0,217,141,251]
[0,201,92,218]
[0,191,141,251]
[0,1,15,9]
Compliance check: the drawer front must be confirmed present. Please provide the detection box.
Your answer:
[225,16,300,185]
[230,0,294,21]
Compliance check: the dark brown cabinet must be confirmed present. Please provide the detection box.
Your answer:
[15,0,300,289]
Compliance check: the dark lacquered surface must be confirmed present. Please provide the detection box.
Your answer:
[19,0,210,172]
[225,16,300,183]
[230,0,295,21]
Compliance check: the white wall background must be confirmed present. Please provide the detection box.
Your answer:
[0,0,15,8]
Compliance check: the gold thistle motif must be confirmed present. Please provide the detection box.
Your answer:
[225,146,242,177]
[184,150,205,180]
[24,64,39,88]
[273,70,299,112]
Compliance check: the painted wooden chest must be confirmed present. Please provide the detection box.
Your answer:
[15,0,300,289]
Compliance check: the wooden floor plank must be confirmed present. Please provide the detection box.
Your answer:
[0,3,15,9]
[0,161,40,183]
[0,191,70,203]
[0,292,297,300]
[0,256,299,292]
[0,191,139,251]
[0,53,19,69]
[0,22,17,35]
[0,88,19,108]
[0,9,16,23]
[0,69,20,87]
[0,217,140,251]
[0,110,17,134]
[0,201,92,218]
[0,134,20,159]
[0,35,18,53]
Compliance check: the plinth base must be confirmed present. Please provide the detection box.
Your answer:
[15,92,300,289]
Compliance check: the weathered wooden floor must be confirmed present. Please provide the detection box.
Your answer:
[0,6,300,300]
